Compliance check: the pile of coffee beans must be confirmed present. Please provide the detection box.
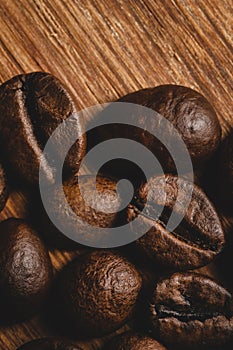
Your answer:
[0,72,232,349]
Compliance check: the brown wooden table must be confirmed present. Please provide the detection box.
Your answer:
[0,0,232,349]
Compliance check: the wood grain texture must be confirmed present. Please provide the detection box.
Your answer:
[0,0,232,349]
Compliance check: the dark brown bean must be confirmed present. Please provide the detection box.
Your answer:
[105,331,167,350]
[55,250,142,337]
[39,174,127,247]
[119,85,221,167]
[128,174,225,270]
[0,218,53,322]
[0,72,86,185]
[88,85,221,181]
[148,272,233,348]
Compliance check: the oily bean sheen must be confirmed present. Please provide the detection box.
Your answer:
[40,174,126,247]
[56,250,142,337]
[89,85,221,177]
[105,331,167,350]
[17,338,83,350]
[0,163,8,211]
[148,272,233,348]
[0,218,53,322]
[0,72,86,185]
[128,174,225,270]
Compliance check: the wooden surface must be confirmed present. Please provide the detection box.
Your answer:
[0,0,232,349]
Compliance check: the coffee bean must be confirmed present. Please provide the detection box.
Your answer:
[128,174,225,270]
[105,331,167,350]
[0,218,53,322]
[89,85,221,178]
[40,174,127,247]
[0,72,86,185]
[148,272,233,348]
[17,338,83,350]
[55,250,142,337]
[119,85,221,167]
[0,163,8,212]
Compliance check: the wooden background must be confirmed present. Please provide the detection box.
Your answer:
[0,0,232,349]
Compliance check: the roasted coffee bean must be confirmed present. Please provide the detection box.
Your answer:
[40,174,127,247]
[0,163,8,211]
[0,218,53,322]
[128,174,225,270]
[17,338,83,350]
[89,85,221,177]
[105,331,167,350]
[119,85,221,167]
[0,72,86,185]
[55,250,142,337]
[148,272,233,348]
